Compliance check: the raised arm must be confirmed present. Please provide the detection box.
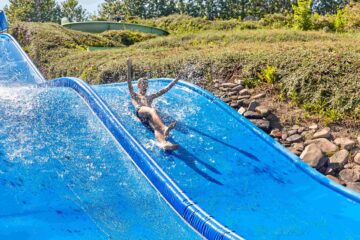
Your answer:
[127,58,136,98]
[150,77,180,99]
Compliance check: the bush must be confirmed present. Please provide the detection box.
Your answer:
[335,9,346,32]
[260,13,294,29]
[343,2,360,31]
[312,13,336,31]
[293,0,313,30]
[258,66,278,84]
[100,30,156,46]
[11,22,360,125]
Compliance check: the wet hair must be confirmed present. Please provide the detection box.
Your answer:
[137,78,148,92]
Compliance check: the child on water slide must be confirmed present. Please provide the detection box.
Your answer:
[126,59,179,151]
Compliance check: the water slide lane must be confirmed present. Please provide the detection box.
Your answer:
[95,80,360,240]
[0,34,199,238]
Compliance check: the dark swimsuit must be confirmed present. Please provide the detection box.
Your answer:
[135,106,152,129]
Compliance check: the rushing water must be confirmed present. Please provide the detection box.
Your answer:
[0,86,199,239]
[0,34,43,85]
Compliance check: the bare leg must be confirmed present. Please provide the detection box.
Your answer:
[138,107,166,132]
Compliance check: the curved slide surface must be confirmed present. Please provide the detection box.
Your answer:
[2,14,360,239]
[95,80,360,240]
[0,22,239,239]
[0,33,201,239]
[62,21,169,36]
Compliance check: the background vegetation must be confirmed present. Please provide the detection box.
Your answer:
[3,0,360,126]
[10,17,360,125]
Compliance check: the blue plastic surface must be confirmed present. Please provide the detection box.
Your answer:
[0,26,240,239]
[0,86,199,239]
[41,77,243,240]
[0,30,200,239]
[0,10,8,33]
[95,80,360,240]
[0,34,45,85]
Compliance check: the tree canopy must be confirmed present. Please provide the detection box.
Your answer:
[5,0,353,23]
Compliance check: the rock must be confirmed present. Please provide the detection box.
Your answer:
[238,107,246,115]
[230,101,240,108]
[357,136,360,145]
[232,85,244,91]
[347,182,360,192]
[250,119,270,132]
[354,153,360,165]
[287,130,298,136]
[339,168,360,182]
[290,143,304,156]
[219,87,228,92]
[255,106,270,117]
[309,124,318,130]
[328,149,349,170]
[313,127,331,139]
[240,99,251,108]
[281,133,288,141]
[334,137,356,150]
[247,101,258,111]
[239,89,250,96]
[270,129,282,138]
[222,97,231,103]
[238,95,251,100]
[344,163,355,169]
[300,144,327,169]
[251,92,266,99]
[243,111,262,119]
[327,175,341,184]
[292,125,300,130]
[305,138,338,155]
[221,82,237,88]
[286,134,303,143]
[228,91,238,96]
[297,127,305,134]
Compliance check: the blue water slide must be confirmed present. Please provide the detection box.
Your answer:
[2,10,360,240]
[0,13,241,240]
[95,81,360,239]
[0,10,8,33]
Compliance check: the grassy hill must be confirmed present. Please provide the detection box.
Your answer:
[10,20,360,126]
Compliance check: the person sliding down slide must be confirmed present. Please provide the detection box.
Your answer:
[126,59,179,151]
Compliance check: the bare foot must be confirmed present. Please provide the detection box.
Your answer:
[164,121,177,137]
[161,142,179,151]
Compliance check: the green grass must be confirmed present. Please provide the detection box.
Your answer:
[10,21,360,125]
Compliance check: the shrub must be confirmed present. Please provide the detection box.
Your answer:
[335,9,346,32]
[258,66,278,84]
[343,2,360,31]
[100,30,156,46]
[260,13,294,29]
[312,13,335,31]
[293,0,313,30]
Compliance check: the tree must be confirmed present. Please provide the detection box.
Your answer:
[293,0,313,30]
[98,0,125,21]
[313,0,348,15]
[5,0,61,22]
[60,0,87,22]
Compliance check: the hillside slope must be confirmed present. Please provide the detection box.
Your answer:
[11,21,360,125]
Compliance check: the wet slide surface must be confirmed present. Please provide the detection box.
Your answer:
[0,87,199,239]
[0,34,199,239]
[96,81,360,240]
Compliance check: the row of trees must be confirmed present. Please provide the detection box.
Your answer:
[4,0,87,23]
[98,0,351,20]
[4,0,355,23]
